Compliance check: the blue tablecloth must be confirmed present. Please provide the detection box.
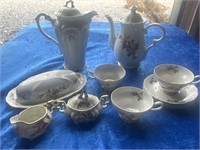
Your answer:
[0,22,199,149]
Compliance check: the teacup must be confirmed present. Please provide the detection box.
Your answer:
[88,64,126,91]
[111,86,162,123]
[10,106,52,140]
[154,64,200,94]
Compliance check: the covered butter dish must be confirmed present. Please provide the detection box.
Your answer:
[6,70,87,108]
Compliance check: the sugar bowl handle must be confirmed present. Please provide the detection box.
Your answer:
[145,23,166,51]
[100,95,110,108]
[45,99,67,113]
[87,70,96,79]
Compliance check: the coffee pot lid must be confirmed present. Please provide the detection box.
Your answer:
[56,0,82,17]
[124,6,143,23]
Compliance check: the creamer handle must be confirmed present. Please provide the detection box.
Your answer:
[145,23,166,51]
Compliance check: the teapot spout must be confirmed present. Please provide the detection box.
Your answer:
[105,15,116,50]
[10,115,20,124]
[84,11,98,21]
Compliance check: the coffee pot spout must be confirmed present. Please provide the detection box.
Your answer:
[84,11,98,21]
[105,15,116,50]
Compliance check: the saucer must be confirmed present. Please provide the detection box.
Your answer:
[6,72,87,109]
[143,74,198,108]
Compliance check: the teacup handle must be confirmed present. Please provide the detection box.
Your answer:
[192,75,200,84]
[100,95,110,108]
[145,23,166,51]
[151,101,163,111]
[87,70,96,79]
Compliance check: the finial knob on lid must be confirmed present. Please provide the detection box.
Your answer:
[56,0,82,17]
[125,6,143,23]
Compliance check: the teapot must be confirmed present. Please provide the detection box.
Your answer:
[105,7,166,69]
[35,0,97,71]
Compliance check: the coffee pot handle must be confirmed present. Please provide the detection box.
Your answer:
[145,23,166,51]
[35,13,59,46]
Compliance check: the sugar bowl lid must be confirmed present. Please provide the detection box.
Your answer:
[68,91,99,111]
[55,0,82,17]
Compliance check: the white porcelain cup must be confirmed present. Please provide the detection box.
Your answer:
[88,64,126,91]
[154,64,200,94]
[111,86,162,123]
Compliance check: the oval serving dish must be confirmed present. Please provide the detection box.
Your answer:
[6,70,87,108]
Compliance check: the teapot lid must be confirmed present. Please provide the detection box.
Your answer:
[124,7,143,23]
[55,0,82,17]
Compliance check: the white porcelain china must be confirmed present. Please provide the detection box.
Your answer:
[154,64,200,94]
[105,7,166,69]
[88,64,126,91]
[111,86,162,123]
[6,70,87,108]
[45,92,109,124]
[35,0,97,71]
[10,106,52,140]
[143,74,198,108]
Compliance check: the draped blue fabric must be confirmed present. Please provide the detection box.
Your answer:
[0,22,199,149]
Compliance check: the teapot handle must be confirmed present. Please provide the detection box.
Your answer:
[35,13,59,46]
[145,23,166,51]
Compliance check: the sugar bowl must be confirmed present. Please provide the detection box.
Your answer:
[46,92,109,124]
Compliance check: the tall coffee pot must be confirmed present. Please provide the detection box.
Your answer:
[35,0,97,71]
